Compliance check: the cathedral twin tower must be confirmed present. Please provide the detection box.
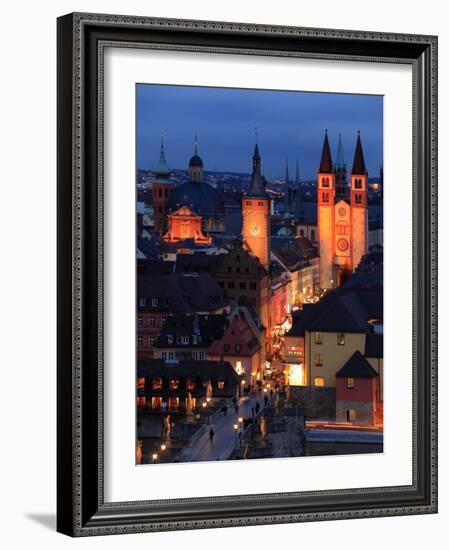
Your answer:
[242,130,369,290]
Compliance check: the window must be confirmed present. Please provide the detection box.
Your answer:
[223,343,230,353]
[137,336,143,348]
[137,377,145,390]
[239,282,246,290]
[202,380,211,388]
[354,178,363,189]
[337,332,345,345]
[161,316,167,327]
[151,297,158,307]
[177,336,189,345]
[235,344,241,353]
[228,281,235,289]
[169,377,179,391]
[152,377,163,390]
[246,201,252,206]
[149,316,156,328]
[167,335,173,345]
[249,282,257,290]
[314,331,323,344]
[186,378,196,391]
[310,230,316,241]
[322,192,329,203]
[228,266,232,273]
[138,298,146,307]
[346,409,356,421]
[314,353,323,366]
[314,377,325,387]
[217,381,225,390]
[137,316,143,327]
[336,223,349,235]
[346,377,355,389]
[355,193,362,204]
[148,335,155,346]
[322,177,330,188]
[218,281,224,288]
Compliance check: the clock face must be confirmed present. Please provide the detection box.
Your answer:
[249,223,261,236]
[337,238,349,252]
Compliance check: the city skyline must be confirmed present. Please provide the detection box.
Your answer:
[137,84,383,180]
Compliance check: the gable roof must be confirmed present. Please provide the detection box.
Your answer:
[335,351,378,378]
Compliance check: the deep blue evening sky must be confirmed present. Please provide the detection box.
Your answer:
[136,84,383,180]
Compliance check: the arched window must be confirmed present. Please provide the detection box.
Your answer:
[300,229,305,237]
[336,223,349,235]
[322,177,330,188]
[310,229,316,241]
[355,194,362,204]
[322,192,329,203]
[158,188,163,198]
[354,178,363,189]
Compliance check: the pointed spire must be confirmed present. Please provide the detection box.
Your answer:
[194,133,198,156]
[319,130,333,173]
[335,133,346,171]
[285,158,290,185]
[295,160,300,185]
[351,130,367,175]
[247,136,268,198]
[154,133,170,176]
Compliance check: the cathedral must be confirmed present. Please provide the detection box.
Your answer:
[317,130,369,289]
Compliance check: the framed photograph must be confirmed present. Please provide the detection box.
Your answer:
[57,12,438,536]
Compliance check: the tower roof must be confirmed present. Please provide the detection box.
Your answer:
[319,130,333,173]
[189,134,203,168]
[154,134,170,176]
[335,133,346,171]
[247,141,269,199]
[351,131,367,175]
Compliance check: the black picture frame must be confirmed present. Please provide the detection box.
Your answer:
[57,12,438,537]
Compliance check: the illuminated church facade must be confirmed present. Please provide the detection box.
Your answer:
[317,131,369,289]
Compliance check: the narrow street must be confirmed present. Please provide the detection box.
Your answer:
[180,394,265,462]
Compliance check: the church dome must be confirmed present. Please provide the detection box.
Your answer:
[189,154,203,167]
[166,181,224,215]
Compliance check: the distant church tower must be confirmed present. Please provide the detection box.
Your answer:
[317,130,369,289]
[152,135,171,235]
[188,135,203,182]
[350,131,369,272]
[242,138,271,270]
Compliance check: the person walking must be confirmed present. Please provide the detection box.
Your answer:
[251,407,255,417]
[264,394,268,407]
[255,402,260,414]
[209,428,215,444]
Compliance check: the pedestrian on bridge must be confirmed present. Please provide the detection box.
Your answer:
[209,428,215,444]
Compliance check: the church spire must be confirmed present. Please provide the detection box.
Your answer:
[351,130,367,175]
[295,160,300,185]
[285,158,290,185]
[194,133,199,156]
[247,135,268,198]
[319,130,333,173]
[155,133,170,176]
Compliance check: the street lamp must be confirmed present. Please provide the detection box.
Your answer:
[160,444,166,451]
[202,401,209,424]
[152,453,158,462]
[233,423,238,448]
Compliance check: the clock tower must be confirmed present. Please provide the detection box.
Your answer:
[242,140,271,270]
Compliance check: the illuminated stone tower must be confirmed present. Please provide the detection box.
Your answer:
[242,139,271,270]
[350,131,368,271]
[317,130,336,289]
[151,134,171,235]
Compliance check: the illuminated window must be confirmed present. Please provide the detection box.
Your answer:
[217,381,225,390]
[346,377,355,389]
[186,378,196,391]
[148,335,155,346]
[314,377,325,387]
[151,298,158,307]
[151,397,162,410]
[337,332,345,345]
[169,378,179,391]
[314,353,323,366]
[139,298,146,307]
[168,397,179,410]
[202,380,211,388]
[149,316,156,328]
[315,332,323,344]
[137,377,145,390]
[137,316,143,327]
[137,336,143,348]
[161,316,167,326]
[167,335,173,345]
[235,344,241,352]
[152,377,163,390]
